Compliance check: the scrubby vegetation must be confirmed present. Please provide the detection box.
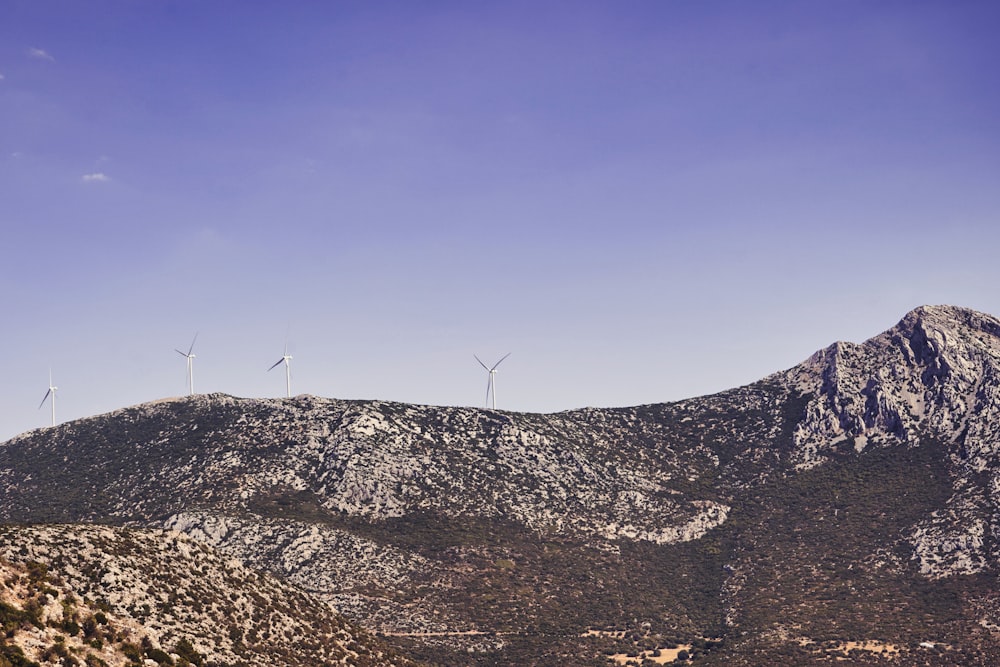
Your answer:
[0,527,418,667]
[0,555,149,667]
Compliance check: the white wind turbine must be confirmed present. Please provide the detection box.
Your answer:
[268,343,293,398]
[475,353,510,410]
[38,369,58,427]
[176,333,198,395]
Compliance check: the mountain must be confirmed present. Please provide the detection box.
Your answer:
[2,305,1000,665]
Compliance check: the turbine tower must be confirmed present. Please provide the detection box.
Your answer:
[268,343,293,398]
[176,333,198,395]
[475,353,510,410]
[38,370,58,427]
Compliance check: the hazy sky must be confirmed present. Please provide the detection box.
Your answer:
[2,1,998,440]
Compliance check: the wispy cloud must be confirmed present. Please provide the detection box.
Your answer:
[27,47,55,62]
[0,73,5,81]
[82,172,109,183]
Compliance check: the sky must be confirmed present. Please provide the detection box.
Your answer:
[1,1,999,440]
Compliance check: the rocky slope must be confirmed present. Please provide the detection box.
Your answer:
[0,524,417,667]
[1,551,155,667]
[2,305,1000,665]
[775,305,1000,578]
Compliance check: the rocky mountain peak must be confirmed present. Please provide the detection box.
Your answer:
[900,303,1000,334]
[892,304,1000,373]
[775,305,1000,471]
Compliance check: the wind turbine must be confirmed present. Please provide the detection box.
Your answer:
[176,333,198,395]
[268,343,293,398]
[38,369,58,427]
[475,353,510,410]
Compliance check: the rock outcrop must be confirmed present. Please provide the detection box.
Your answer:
[782,305,1000,466]
[773,305,1000,577]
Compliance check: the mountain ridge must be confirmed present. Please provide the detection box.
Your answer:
[3,304,1000,665]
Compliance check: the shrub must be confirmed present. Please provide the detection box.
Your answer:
[0,642,41,667]
[119,643,142,662]
[25,562,48,583]
[23,597,45,627]
[0,601,31,636]
[144,648,173,665]
[40,641,69,661]
[173,639,204,667]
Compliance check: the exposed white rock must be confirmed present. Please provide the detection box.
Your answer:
[910,486,991,578]
[600,500,730,544]
[164,510,431,608]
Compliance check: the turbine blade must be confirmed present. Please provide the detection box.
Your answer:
[492,352,512,370]
[175,349,188,357]
[485,376,493,406]
[188,332,198,356]
[38,389,51,410]
[474,354,490,371]
[267,358,284,372]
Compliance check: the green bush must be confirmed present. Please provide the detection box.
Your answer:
[24,562,48,583]
[144,648,173,665]
[22,598,44,628]
[40,641,69,661]
[173,639,204,667]
[0,601,31,635]
[0,642,41,667]
[119,642,142,662]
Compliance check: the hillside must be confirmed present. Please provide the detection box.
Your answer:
[2,305,1000,664]
[0,524,417,667]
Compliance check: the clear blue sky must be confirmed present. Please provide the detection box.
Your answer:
[2,1,998,439]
